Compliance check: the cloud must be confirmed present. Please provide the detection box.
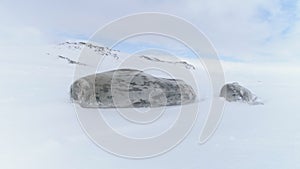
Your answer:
[183,0,300,61]
[0,0,299,62]
[0,26,45,46]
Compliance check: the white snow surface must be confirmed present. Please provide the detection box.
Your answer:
[0,42,300,169]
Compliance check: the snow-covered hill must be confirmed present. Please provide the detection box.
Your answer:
[0,42,300,169]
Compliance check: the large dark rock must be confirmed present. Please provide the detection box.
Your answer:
[70,69,196,108]
[220,82,263,105]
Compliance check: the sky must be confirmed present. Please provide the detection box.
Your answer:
[0,0,299,63]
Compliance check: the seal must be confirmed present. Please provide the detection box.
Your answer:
[220,82,263,105]
[70,69,196,108]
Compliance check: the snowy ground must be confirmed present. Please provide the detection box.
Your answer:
[0,43,300,169]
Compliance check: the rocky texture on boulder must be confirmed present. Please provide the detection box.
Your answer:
[220,82,263,105]
[70,69,196,108]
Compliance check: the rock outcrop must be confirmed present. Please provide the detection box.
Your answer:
[70,69,196,108]
[220,82,263,105]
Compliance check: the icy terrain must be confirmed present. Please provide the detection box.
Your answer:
[0,42,300,169]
